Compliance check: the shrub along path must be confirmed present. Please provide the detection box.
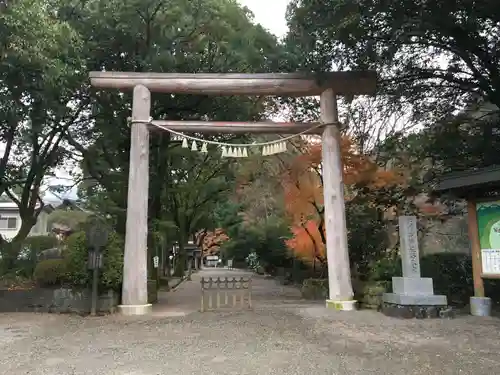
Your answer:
[1,268,500,374]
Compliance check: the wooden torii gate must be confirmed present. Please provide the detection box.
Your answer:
[89,71,377,315]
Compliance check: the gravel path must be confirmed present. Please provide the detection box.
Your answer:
[1,268,499,375]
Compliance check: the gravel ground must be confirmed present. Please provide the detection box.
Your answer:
[1,269,499,375]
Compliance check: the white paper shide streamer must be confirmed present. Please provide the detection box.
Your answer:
[176,134,287,159]
[221,146,249,158]
[129,117,324,159]
[261,141,286,156]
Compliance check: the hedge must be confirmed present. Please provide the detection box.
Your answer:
[305,253,500,308]
[64,230,124,291]
[33,259,67,287]
[23,235,59,254]
[14,235,60,277]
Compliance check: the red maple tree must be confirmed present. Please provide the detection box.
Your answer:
[282,138,403,265]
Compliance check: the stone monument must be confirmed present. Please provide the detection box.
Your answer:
[382,216,450,318]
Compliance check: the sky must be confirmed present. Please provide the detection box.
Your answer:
[44,0,290,203]
[238,0,289,37]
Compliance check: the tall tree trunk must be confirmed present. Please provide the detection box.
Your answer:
[174,216,186,277]
[174,239,186,277]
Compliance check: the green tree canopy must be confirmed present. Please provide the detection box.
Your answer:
[286,0,500,121]
[53,0,290,275]
[0,0,84,263]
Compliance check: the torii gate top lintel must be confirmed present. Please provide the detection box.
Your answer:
[89,71,377,96]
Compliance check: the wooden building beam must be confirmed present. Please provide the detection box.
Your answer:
[150,120,323,134]
[89,71,377,96]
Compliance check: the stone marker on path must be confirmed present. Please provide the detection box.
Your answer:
[382,216,449,318]
[399,215,420,278]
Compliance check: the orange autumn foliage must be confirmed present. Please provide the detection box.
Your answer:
[196,228,229,257]
[283,137,403,264]
[285,221,326,263]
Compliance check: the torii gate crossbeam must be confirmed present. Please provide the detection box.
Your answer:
[89,71,377,315]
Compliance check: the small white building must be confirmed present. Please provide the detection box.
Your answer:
[0,193,54,241]
[205,255,220,267]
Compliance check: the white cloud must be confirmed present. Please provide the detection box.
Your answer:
[238,0,289,37]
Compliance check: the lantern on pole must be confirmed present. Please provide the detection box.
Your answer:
[85,221,109,316]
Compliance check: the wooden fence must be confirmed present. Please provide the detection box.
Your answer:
[200,276,252,312]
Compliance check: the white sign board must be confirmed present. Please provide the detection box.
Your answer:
[206,255,219,260]
[398,216,420,278]
[481,249,500,275]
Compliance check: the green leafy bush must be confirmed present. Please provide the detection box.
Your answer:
[222,221,292,273]
[64,231,89,287]
[23,235,59,254]
[33,259,67,287]
[369,256,402,282]
[245,251,260,271]
[64,230,124,291]
[420,253,473,305]
[346,203,389,277]
[99,232,124,290]
[14,235,60,277]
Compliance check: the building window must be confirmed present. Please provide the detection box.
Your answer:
[0,217,17,230]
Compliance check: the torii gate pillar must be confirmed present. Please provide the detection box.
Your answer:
[321,89,355,310]
[119,85,152,316]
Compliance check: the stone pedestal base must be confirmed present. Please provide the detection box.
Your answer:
[383,293,447,306]
[326,299,357,311]
[118,304,153,316]
[381,302,453,319]
[392,277,434,295]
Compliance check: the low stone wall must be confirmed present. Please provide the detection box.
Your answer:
[0,288,119,314]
